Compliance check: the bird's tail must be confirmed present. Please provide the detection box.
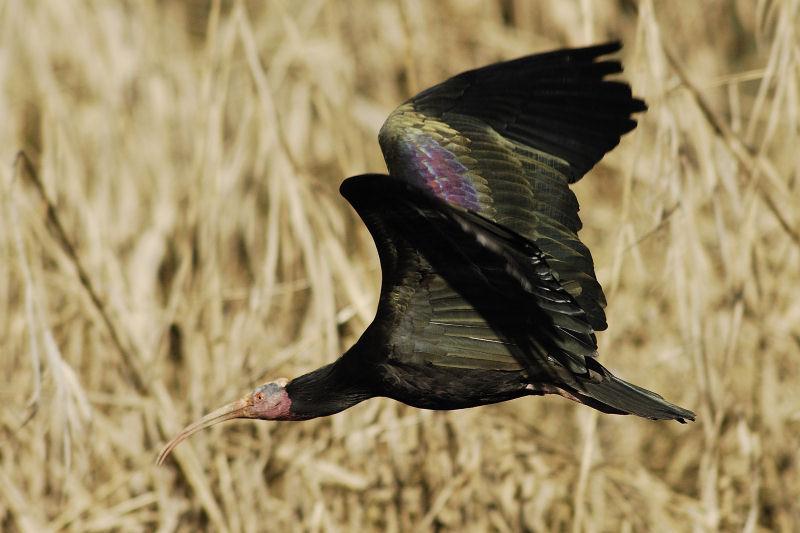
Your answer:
[568,360,695,423]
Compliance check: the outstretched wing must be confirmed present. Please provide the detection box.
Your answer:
[342,174,599,383]
[379,42,646,330]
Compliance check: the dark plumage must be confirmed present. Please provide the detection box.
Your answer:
[158,42,694,465]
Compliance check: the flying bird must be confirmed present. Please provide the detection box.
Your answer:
[158,42,694,465]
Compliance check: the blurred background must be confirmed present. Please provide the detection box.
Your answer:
[1,0,798,531]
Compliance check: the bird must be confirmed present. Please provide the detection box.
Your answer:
[157,41,694,465]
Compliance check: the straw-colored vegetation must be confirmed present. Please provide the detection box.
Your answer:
[2,0,798,531]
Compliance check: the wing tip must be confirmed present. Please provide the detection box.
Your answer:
[580,40,622,57]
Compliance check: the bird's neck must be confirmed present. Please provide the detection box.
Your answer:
[284,358,375,420]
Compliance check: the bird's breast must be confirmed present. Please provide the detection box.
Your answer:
[377,361,530,410]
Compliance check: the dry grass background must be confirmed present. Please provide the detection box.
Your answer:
[1,0,799,531]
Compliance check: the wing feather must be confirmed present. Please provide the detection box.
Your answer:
[342,174,602,383]
[379,42,645,331]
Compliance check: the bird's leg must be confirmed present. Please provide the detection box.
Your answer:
[526,383,582,403]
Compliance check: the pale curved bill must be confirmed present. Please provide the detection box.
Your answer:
[156,399,248,465]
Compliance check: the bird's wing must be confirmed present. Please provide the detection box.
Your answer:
[342,177,524,373]
[342,174,598,381]
[393,266,527,373]
[379,42,645,331]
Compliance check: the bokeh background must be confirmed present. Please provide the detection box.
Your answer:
[2,0,799,531]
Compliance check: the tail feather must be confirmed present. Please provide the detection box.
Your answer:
[573,362,695,422]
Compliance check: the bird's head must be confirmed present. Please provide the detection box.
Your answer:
[157,377,292,465]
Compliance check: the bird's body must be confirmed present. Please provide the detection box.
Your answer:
[159,42,694,464]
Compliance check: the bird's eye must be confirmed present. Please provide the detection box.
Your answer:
[255,392,264,401]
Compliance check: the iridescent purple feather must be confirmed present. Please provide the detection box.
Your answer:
[397,134,480,210]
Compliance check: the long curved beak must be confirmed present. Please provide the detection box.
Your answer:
[157,398,249,465]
